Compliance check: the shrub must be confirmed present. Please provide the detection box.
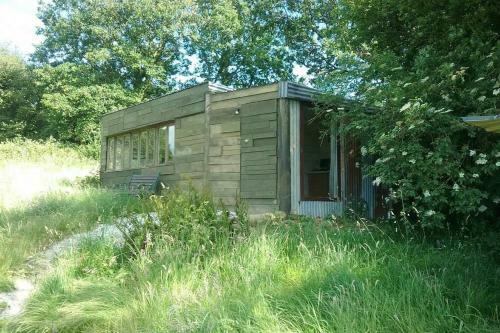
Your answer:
[119,187,249,259]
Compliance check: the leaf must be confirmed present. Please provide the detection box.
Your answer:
[400,102,412,112]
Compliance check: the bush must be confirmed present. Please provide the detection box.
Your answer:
[119,187,249,259]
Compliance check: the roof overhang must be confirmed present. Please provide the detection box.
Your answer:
[462,115,500,133]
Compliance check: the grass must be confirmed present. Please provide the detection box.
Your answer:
[1,140,499,332]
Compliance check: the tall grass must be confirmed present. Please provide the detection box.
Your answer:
[8,189,500,333]
[0,139,138,294]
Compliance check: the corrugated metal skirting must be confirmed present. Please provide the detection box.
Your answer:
[298,201,343,218]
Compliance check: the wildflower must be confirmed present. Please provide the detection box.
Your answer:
[373,177,382,186]
[425,210,435,216]
[453,183,460,191]
[389,148,394,153]
[472,173,479,178]
[475,158,487,165]
[478,205,487,212]
[496,161,500,167]
[360,146,368,156]
[402,151,408,156]
[469,150,476,156]
[423,190,431,197]
[493,198,500,204]
[409,159,416,164]
[495,152,500,158]
[459,172,464,178]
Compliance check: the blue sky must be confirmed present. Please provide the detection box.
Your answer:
[0,0,42,56]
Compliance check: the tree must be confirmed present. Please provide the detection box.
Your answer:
[308,0,500,231]
[34,0,196,99]
[0,47,40,140]
[190,0,298,87]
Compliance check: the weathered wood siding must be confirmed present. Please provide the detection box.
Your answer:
[240,99,279,214]
[207,84,279,211]
[100,84,213,189]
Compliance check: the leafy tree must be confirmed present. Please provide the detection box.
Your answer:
[308,0,500,232]
[34,0,196,98]
[190,0,297,87]
[0,47,41,140]
[35,63,140,145]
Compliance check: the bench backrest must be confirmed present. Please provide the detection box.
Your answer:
[129,174,160,195]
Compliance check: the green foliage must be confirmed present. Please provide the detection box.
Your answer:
[9,192,500,332]
[35,63,141,144]
[0,48,41,140]
[34,0,196,98]
[310,0,500,232]
[191,0,297,87]
[121,187,246,259]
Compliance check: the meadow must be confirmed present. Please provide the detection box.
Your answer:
[1,140,499,332]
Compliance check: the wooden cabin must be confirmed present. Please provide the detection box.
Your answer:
[100,82,384,217]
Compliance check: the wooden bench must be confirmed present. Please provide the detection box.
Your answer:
[128,174,160,196]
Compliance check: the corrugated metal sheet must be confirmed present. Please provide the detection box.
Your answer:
[279,82,318,102]
[298,201,343,218]
[290,100,301,213]
[361,175,375,218]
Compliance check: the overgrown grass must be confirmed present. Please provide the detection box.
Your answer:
[7,189,500,333]
[1,141,499,332]
[0,139,138,295]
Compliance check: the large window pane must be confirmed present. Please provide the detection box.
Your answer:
[107,137,115,170]
[140,131,147,167]
[131,133,139,168]
[147,128,155,166]
[123,134,131,170]
[158,126,167,164]
[168,124,175,160]
[115,136,123,170]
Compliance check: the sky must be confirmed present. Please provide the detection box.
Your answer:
[0,0,43,57]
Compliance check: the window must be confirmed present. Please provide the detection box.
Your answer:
[168,124,175,159]
[123,134,130,170]
[105,123,175,171]
[107,137,115,171]
[140,130,147,167]
[115,136,123,170]
[147,128,155,166]
[158,126,167,164]
[131,133,139,168]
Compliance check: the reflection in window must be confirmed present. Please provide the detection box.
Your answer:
[168,124,175,159]
[123,134,130,170]
[140,131,147,167]
[158,126,167,164]
[107,137,115,171]
[131,133,139,168]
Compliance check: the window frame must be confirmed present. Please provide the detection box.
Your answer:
[105,121,175,172]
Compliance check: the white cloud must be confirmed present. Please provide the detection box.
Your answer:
[0,0,44,57]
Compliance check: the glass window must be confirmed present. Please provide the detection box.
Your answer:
[168,124,175,159]
[140,130,147,167]
[115,136,123,170]
[158,126,167,164]
[131,133,139,168]
[123,134,131,170]
[107,137,115,170]
[147,128,155,166]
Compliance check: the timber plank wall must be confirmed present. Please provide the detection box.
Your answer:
[101,82,283,214]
